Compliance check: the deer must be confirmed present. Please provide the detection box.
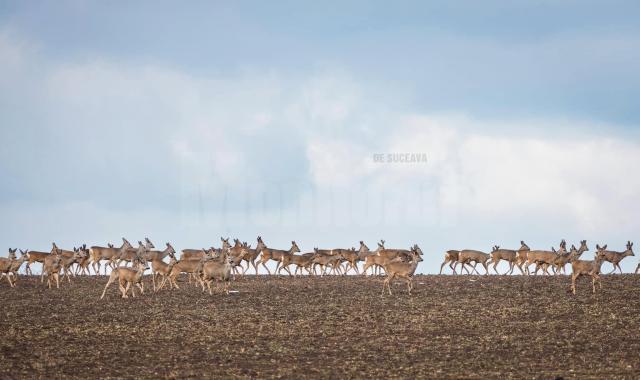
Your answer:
[381,247,424,295]
[553,240,589,274]
[151,254,177,292]
[570,245,607,294]
[457,249,491,275]
[6,249,30,286]
[161,253,212,290]
[439,250,460,274]
[362,240,387,275]
[59,248,85,283]
[282,251,316,276]
[74,244,92,275]
[42,245,62,289]
[198,249,239,295]
[100,244,149,299]
[599,241,634,274]
[488,245,519,275]
[117,238,154,266]
[309,248,344,276]
[515,241,530,275]
[89,238,133,275]
[0,248,18,287]
[255,237,300,275]
[24,247,51,276]
[181,237,231,260]
[370,241,421,275]
[526,239,566,275]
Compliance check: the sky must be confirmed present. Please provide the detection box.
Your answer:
[1,1,639,274]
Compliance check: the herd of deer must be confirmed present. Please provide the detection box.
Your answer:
[0,237,636,297]
[440,239,636,294]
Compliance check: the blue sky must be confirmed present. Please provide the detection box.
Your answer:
[1,1,639,273]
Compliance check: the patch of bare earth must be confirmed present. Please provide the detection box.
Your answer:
[1,274,639,378]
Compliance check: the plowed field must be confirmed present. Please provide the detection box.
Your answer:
[1,274,639,378]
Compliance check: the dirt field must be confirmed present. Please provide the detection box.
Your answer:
[1,273,639,379]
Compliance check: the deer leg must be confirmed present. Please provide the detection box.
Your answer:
[136,282,144,295]
[54,273,59,289]
[260,261,271,276]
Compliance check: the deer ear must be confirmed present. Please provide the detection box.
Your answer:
[603,244,607,250]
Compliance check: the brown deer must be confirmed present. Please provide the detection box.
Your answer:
[151,254,177,292]
[181,237,231,260]
[255,238,300,275]
[439,250,460,274]
[553,240,588,274]
[488,245,519,275]
[570,245,607,294]
[118,238,154,266]
[527,239,566,275]
[0,248,18,287]
[457,249,491,275]
[7,249,30,286]
[74,244,92,275]
[59,248,85,283]
[89,238,132,275]
[25,248,51,276]
[515,241,530,275]
[600,241,634,274]
[362,240,386,275]
[100,245,149,299]
[42,245,63,289]
[381,247,424,295]
[309,248,344,276]
[198,250,238,295]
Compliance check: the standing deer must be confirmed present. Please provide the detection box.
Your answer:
[599,241,634,274]
[570,245,607,294]
[42,245,62,289]
[381,247,424,295]
[199,250,238,295]
[362,240,386,275]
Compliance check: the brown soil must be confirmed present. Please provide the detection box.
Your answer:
[1,274,639,379]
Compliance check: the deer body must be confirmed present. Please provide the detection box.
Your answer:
[382,249,423,295]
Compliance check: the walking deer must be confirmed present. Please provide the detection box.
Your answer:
[381,247,423,295]
[553,240,588,274]
[100,245,149,299]
[89,238,132,275]
[151,255,177,292]
[181,237,231,260]
[6,249,30,286]
[457,249,491,275]
[515,241,530,275]
[439,250,460,274]
[488,245,519,275]
[255,237,300,275]
[362,240,386,275]
[0,248,18,287]
[526,240,566,275]
[599,241,634,274]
